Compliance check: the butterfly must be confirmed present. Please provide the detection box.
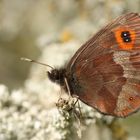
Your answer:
[22,13,140,117]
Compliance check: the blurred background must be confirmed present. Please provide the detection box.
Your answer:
[0,0,140,140]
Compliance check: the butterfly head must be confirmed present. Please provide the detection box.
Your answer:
[47,68,66,86]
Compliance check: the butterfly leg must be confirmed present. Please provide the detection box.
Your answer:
[64,77,72,98]
[58,83,63,100]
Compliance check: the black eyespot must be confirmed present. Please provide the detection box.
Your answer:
[124,37,132,42]
[121,31,130,37]
[121,31,132,43]
[129,97,133,101]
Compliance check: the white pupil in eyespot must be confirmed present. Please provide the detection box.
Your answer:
[125,38,129,42]
[124,33,127,36]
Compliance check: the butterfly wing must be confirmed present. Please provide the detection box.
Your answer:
[66,13,140,117]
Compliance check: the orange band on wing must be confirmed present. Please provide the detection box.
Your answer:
[114,27,136,50]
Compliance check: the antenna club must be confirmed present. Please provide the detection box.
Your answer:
[20,57,32,62]
[20,57,54,69]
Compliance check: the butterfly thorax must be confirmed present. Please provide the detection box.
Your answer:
[47,68,81,95]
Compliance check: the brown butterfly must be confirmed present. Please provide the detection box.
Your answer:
[23,13,140,117]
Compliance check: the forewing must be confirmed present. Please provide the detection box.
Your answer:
[67,13,140,117]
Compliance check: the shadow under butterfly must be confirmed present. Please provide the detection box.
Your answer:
[22,13,140,118]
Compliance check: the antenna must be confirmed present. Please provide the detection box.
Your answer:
[21,57,54,69]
